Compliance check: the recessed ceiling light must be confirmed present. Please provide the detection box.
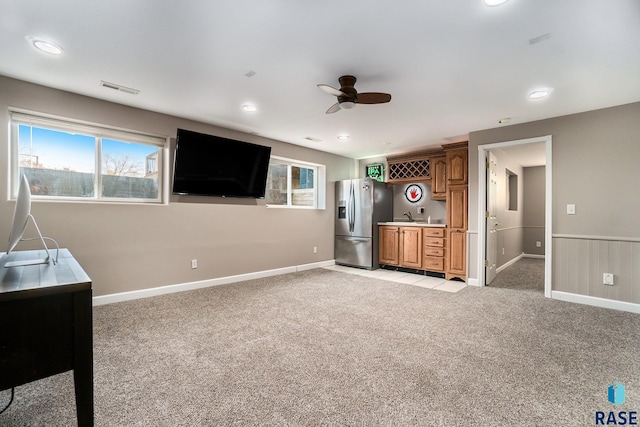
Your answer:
[529,89,552,100]
[242,104,257,112]
[337,135,350,141]
[484,0,509,6]
[26,36,63,55]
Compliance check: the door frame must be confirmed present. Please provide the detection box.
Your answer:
[476,135,552,297]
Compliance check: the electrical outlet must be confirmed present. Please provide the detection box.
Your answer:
[191,259,198,269]
[417,206,425,214]
[313,246,317,254]
[567,204,576,215]
[603,273,614,285]
[536,241,542,248]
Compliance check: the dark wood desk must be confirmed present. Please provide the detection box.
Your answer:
[0,249,93,426]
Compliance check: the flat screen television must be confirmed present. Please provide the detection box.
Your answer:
[172,128,272,198]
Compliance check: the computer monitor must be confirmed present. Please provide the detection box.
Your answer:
[4,174,55,267]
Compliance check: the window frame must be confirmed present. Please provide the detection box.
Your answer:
[266,155,326,210]
[9,110,169,204]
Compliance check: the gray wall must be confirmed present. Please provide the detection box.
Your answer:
[468,102,640,304]
[0,76,355,297]
[522,166,545,256]
[392,183,446,224]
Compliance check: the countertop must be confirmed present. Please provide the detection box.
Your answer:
[378,222,446,228]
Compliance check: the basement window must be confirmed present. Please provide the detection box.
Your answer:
[10,111,168,203]
[265,156,326,209]
[506,169,518,211]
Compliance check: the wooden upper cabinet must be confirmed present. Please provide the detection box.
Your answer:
[430,156,446,200]
[447,185,468,231]
[386,148,444,184]
[443,141,468,185]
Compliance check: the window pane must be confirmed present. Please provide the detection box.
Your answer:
[18,125,96,197]
[292,166,314,206]
[266,163,287,205]
[102,138,159,199]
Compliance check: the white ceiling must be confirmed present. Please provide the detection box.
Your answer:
[1,0,639,160]
[494,142,546,167]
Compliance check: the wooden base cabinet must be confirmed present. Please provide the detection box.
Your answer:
[379,226,423,269]
[399,227,422,269]
[379,226,399,266]
[423,228,445,272]
[447,229,466,280]
[379,226,447,273]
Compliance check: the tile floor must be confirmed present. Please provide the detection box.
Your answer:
[323,264,467,293]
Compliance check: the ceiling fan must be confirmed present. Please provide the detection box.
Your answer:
[317,75,391,114]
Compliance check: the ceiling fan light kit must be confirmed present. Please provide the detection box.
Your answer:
[317,75,391,114]
[340,101,355,110]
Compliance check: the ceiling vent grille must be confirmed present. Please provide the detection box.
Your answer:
[99,80,140,95]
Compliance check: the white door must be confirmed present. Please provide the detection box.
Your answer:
[486,152,499,285]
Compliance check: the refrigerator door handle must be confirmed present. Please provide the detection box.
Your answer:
[348,182,356,233]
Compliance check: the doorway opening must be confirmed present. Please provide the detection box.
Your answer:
[477,136,552,297]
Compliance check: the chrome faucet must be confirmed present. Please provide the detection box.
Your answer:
[403,211,413,222]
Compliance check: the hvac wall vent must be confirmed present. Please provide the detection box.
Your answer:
[99,80,140,95]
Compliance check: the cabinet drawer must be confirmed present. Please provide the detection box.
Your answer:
[423,256,444,271]
[424,247,444,257]
[423,228,445,238]
[424,237,445,247]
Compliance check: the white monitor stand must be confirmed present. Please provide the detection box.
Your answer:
[4,174,57,268]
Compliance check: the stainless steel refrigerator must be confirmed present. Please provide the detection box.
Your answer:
[335,178,393,269]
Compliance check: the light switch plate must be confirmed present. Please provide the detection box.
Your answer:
[567,204,576,215]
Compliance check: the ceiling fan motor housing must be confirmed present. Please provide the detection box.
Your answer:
[338,75,358,108]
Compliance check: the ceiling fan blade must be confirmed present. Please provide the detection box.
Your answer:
[317,84,346,97]
[326,102,341,114]
[356,92,392,104]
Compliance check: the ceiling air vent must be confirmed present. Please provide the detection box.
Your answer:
[99,80,140,95]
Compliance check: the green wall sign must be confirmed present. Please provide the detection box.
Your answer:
[366,163,384,182]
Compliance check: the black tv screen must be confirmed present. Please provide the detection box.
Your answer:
[172,128,272,198]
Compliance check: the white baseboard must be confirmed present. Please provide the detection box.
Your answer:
[467,278,480,286]
[496,253,524,274]
[551,291,640,314]
[93,259,336,306]
[523,253,545,259]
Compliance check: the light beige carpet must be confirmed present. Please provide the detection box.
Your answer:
[2,268,639,426]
